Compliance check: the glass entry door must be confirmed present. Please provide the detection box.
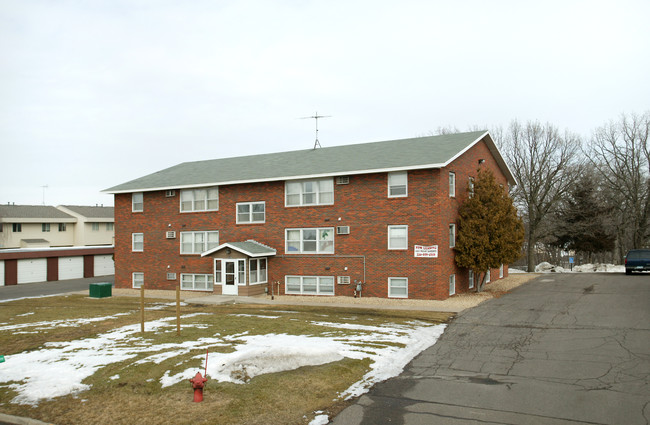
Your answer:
[221,259,245,295]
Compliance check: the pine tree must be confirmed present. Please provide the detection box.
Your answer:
[455,168,525,292]
[551,172,615,260]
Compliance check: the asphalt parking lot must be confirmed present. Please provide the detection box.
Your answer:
[332,273,650,424]
[0,276,114,302]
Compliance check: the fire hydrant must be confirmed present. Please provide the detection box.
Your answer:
[189,372,208,402]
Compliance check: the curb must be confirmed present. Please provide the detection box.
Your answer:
[0,413,54,425]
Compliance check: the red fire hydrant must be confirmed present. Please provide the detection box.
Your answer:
[189,372,208,402]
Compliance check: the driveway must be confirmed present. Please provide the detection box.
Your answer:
[0,276,114,302]
[332,273,650,424]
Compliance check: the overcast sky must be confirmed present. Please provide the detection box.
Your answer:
[1,0,648,207]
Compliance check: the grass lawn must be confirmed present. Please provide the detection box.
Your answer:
[0,294,451,425]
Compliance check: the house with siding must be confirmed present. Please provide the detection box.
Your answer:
[103,131,515,300]
[0,205,114,249]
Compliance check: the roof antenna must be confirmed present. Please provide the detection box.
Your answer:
[300,112,331,149]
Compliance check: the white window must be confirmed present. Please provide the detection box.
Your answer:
[468,177,475,198]
[285,276,335,295]
[499,264,504,278]
[132,192,143,212]
[285,228,334,254]
[58,223,66,232]
[388,171,408,197]
[249,258,267,284]
[13,223,21,232]
[388,225,408,250]
[449,172,456,197]
[132,233,144,252]
[237,202,265,224]
[469,270,475,289]
[449,274,456,295]
[106,223,114,231]
[132,272,144,288]
[449,224,456,248]
[42,223,50,232]
[91,223,100,231]
[388,277,408,298]
[181,274,214,291]
[180,187,219,212]
[486,269,491,283]
[285,178,334,207]
[180,231,219,254]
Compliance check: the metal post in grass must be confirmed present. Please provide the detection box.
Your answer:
[176,283,181,336]
[140,285,145,333]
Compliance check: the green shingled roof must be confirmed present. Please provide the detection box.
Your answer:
[104,131,514,193]
[201,240,277,257]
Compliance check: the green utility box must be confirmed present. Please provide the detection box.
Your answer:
[89,282,112,298]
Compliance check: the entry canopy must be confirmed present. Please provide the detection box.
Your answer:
[201,240,277,258]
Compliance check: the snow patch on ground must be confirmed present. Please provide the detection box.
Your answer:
[535,262,624,273]
[1,313,446,409]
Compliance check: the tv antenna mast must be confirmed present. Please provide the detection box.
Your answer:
[41,185,48,205]
[300,112,331,149]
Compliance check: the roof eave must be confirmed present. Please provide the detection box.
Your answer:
[102,163,449,194]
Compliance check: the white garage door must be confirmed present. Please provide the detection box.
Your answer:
[59,256,84,280]
[94,255,114,276]
[0,260,4,286]
[17,259,47,284]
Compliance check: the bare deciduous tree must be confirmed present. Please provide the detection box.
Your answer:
[588,112,650,257]
[497,121,583,271]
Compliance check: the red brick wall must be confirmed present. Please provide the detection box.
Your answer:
[113,137,511,299]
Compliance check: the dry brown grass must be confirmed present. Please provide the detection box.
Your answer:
[0,296,448,425]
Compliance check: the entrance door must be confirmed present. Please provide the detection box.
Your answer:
[222,260,239,295]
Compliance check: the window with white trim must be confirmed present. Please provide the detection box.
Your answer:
[449,274,456,295]
[285,228,334,254]
[58,223,66,232]
[91,223,100,231]
[180,187,219,212]
[285,276,335,295]
[249,258,267,284]
[132,272,144,288]
[388,171,407,197]
[449,172,456,197]
[132,233,143,252]
[449,223,456,248]
[388,277,408,298]
[388,225,408,250]
[132,192,143,212]
[42,223,50,232]
[469,270,475,289]
[285,178,334,207]
[486,269,491,283]
[468,177,475,198]
[237,202,265,224]
[499,264,504,278]
[106,223,114,231]
[13,223,22,232]
[181,274,214,291]
[180,231,219,254]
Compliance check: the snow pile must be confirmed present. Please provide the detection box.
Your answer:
[0,313,446,408]
[535,262,624,273]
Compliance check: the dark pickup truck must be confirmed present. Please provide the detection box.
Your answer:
[625,249,650,274]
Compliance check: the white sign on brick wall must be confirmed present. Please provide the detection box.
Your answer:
[414,245,438,258]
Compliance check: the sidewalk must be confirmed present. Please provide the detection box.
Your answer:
[110,273,538,313]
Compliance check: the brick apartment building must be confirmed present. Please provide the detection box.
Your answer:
[104,131,515,300]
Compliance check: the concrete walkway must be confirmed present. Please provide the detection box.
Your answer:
[331,273,650,424]
[183,294,464,312]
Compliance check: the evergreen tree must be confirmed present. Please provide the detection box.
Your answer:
[455,168,525,292]
[551,172,615,260]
